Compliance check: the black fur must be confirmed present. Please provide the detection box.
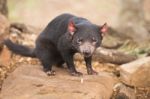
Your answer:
[4,39,36,57]
[4,13,104,76]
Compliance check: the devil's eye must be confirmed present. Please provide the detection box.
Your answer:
[77,38,83,44]
[92,37,97,43]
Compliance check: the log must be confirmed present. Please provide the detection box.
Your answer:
[93,47,137,64]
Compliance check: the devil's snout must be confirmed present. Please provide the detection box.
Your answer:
[83,49,91,55]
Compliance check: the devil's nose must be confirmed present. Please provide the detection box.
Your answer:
[83,49,89,53]
[83,50,91,56]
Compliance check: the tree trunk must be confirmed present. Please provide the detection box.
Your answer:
[0,0,8,17]
[118,0,150,43]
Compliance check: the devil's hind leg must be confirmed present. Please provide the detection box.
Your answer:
[34,40,58,76]
[37,49,56,76]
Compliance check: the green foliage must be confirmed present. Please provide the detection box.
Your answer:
[118,40,150,57]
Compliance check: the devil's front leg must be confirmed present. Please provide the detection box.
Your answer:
[84,56,98,75]
[61,50,83,76]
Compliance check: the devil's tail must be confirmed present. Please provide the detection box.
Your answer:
[4,39,36,58]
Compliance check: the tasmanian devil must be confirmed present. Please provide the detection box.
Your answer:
[4,13,107,76]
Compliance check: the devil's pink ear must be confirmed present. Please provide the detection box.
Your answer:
[68,20,76,35]
[100,23,108,34]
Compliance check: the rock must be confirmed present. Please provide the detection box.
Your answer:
[119,57,150,87]
[0,65,117,99]
[10,23,29,33]
[113,83,136,99]
[0,47,12,88]
[0,14,9,54]
[8,23,41,48]
[0,14,9,34]
[0,46,11,66]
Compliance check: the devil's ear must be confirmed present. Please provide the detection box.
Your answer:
[100,23,108,34]
[68,20,76,35]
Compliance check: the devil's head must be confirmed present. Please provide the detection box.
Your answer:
[67,19,108,57]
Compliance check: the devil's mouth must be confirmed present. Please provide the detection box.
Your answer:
[82,53,92,57]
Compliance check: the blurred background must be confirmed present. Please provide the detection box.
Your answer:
[7,0,150,28]
[6,0,150,44]
[8,0,120,28]
[8,0,117,27]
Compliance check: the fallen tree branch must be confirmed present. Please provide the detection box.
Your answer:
[94,47,137,64]
[75,47,137,65]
